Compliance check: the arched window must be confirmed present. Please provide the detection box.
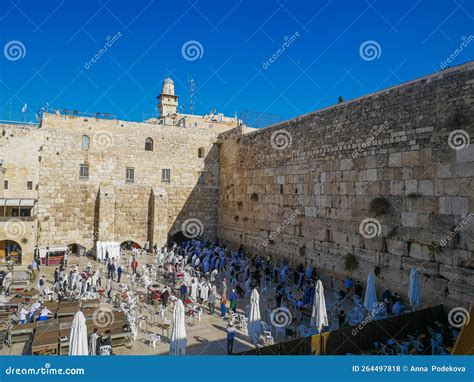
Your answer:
[145,137,153,151]
[82,135,90,151]
[198,147,204,158]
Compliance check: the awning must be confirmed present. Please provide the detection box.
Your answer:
[0,199,36,207]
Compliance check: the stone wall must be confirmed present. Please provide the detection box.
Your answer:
[217,62,474,309]
[36,113,222,250]
[0,123,36,147]
[0,125,42,264]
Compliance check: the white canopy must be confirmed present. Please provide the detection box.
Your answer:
[248,288,262,345]
[69,311,88,355]
[364,272,378,312]
[408,267,420,310]
[310,280,329,331]
[169,299,187,355]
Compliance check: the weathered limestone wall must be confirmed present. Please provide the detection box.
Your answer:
[0,126,43,264]
[217,62,474,309]
[0,123,36,147]
[37,113,221,249]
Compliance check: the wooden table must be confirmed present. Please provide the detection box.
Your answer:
[10,323,35,344]
[57,305,80,318]
[36,318,59,333]
[81,299,100,309]
[158,323,171,339]
[31,330,59,355]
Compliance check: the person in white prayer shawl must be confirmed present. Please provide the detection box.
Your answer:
[89,328,99,355]
[190,278,198,301]
[210,268,218,282]
[200,281,209,302]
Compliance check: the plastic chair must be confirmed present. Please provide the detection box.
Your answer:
[149,333,161,349]
[99,345,112,356]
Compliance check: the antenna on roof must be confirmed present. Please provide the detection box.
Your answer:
[189,75,195,115]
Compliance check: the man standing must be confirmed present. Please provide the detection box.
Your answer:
[161,286,169,309]
[180,283,187,301]
[226,323,236,354]
[229,289,238,312]
[117,265,123,283]
[208,285,216,315]
[31,258,39,282]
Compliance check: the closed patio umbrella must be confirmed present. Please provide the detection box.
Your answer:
[248,288,262,346]
[364,272,378,312]
[408,267,420,311]
[310,280,328,331]
[69,311,88,355]
[169,299,187,355]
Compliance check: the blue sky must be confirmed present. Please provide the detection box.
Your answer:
[0,0,473,124]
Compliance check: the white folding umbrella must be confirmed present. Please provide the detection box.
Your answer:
[364,272,378,312]
[169,299,187,355]
[248,288,262,346]
[69,311,88,355]
[408,267,420,310]
[310,280,329,331]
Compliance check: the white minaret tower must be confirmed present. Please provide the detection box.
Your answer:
[157,77,179,117]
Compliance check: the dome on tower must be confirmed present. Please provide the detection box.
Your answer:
[162,77,175,95]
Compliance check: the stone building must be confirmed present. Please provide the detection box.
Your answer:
[0,63,473,308]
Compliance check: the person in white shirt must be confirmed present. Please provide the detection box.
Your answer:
[38,307,52,321]
[19,305,30,324]
[29,302,41,322]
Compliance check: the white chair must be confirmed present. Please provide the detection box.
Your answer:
[229,310,238,324]
[149,333,161,350]
[238,314,248,333]
[99,345,112,356]
[261,321,273,345]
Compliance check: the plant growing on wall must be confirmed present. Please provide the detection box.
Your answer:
[344,253,358,271]
[368,197,392,217]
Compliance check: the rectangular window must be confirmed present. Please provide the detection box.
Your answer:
[3,180,8,190]
[126,167,135,183]
[27,181,33,190]
[79,164,89,179]
[198,171,205,185]
[161,169,171,183]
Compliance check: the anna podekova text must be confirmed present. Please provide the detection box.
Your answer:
[352,365,467,373]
